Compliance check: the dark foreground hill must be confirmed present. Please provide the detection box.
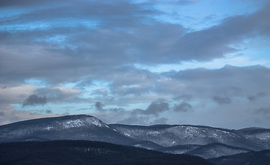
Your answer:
[0,140,213,165]
[209,149,270,165]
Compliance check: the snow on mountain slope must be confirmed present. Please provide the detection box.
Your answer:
[0,115,106,138]
[238,127,270,149]
[159,144,203,154]
[0,115,135,145]
[131,141,164,150]
[110,124,260,150]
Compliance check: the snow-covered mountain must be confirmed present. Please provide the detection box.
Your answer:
[1,115,269,159]
[0,115,135,145]
[110,124,260,150]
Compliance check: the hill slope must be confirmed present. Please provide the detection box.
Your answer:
[210,149,270,165]
[0,140,213,165]
[186,143,251,159]
[238,127,270,149]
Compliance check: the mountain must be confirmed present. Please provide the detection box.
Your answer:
[0,140,213,165]
[1,115,270,160]
[210,149,270,165]
[238,127,270,149]
[0,115,135,145]
[110,124,260,150]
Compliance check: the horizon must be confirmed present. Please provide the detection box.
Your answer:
[1,0,270,129]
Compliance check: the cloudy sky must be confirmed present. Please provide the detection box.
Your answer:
[0,0,270,129]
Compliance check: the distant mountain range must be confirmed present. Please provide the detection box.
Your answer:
[1,115,270,163]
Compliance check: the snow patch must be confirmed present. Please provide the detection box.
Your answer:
[124,132,131,136]
[185,127,199,134]
[75,147,118,154]
[89,118,103,127]
[212,133,218,138]
[63,119,84,128]
[221,131,230,134]
[134,144,142,147]
[255,133,270,140]
[60,117,108,128]
[146,131,160,136]
[44,126,53,130]
[85,117,109,128]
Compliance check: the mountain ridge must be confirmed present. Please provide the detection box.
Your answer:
[1,114,270,159]
[0,115,136,145]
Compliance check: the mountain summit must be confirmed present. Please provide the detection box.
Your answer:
[0,115,135,145]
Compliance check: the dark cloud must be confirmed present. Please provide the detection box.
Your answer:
[254,107,270,115]
[143,99,169,116]
[0,0,54,7]
[1,1,270,87]
[95,102,104,111]
[22,94,47,107]
[94,102,124,112]
[34,87,82,103]
[0,0,157,30]
[173,1,270,61]
[109,108,125,112]
[248,92,267,101]
[45,109,52,114]
[173,101,192,112]
[0,1,162,85]
[118,99,170,125]
[19,87,82,107]
[212,96,231,105]
[247,96,256,101]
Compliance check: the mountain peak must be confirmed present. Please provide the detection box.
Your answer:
[56,115,108,128]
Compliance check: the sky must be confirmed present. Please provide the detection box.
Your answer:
[0,0,270,129]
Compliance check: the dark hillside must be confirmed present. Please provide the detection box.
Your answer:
[210,149,270,165]
[0,140,213,165]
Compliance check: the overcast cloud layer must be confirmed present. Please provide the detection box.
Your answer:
[0,0,269,128]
